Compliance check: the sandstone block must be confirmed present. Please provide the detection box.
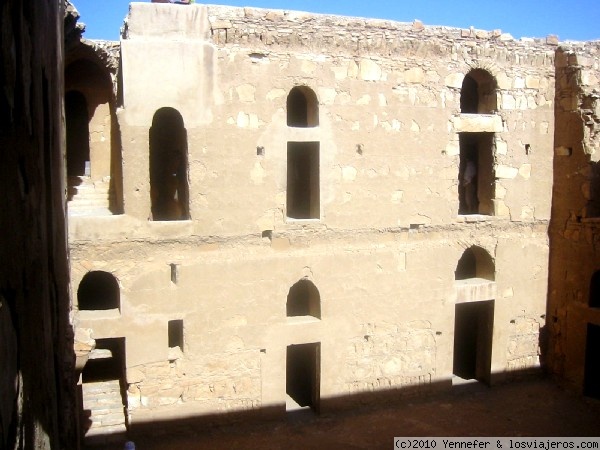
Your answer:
[452,114,503,133]
[359,59,382,81]
[495,165,519,179]
[236,84,255,103]
[519,164,532,179]
[495,139,508,155]
[445,73,464,89]
[404,67,424,84]
[525,75,540,89]
[342,166,358,181]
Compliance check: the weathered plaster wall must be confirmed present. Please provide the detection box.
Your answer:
[71,3,552,425]
[548,43,600,389]
[116,3,555,230]
[0,1,77,448]
[71,222,548,421]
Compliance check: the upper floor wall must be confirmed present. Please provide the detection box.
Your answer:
[553,43,600,224]
[83,3,558,239]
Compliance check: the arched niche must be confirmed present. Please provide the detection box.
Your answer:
[460,69,498,114]
[149,107,190,221]
[287,86,319,127]
[78,271,120,311]
[287,279,321,319]
[455,246,495,281]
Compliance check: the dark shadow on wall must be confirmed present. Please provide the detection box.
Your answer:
[78,367,582,448]
[0,1,78,448]
[587,161,600,217]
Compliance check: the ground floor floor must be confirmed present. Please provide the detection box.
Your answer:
[84,376,600,448]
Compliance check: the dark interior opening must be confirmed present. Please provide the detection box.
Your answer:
[65,90,90,177]
[455,246,495,281]
[584,323,600,398]
[287,279,321,319]
[81,337,125,383]
[460,69,497,114]
[455,249,477,280]
[590,271,600,308]
[287,142,320,219]
[78,271,120,311]
[286,343,320,412]
[453,300,494,384]
[287,86,318,127]
[150,107,189,221]
[458,132,494,215]
[461,74,479,113]
[168,319,184,350]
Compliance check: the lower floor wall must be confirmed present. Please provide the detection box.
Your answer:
[548,221,600,393]
[73,221,548,425]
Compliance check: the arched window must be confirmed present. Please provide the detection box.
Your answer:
[455,246,495,281]
[78,271,120,311]
[590,271,600,308]
[460,69,497,114]
[287,86,319,127]
[149,108,189,221]
[287,279,321,319]
[65,90,90,178]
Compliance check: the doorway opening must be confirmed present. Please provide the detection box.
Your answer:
[458,133,494,215]
[65,90,90,179]
[453,300,494,384]
[584,323,600,398]
[286,342,320,414]
[80,337,128,440]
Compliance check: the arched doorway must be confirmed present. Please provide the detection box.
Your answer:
[453,247,495,384]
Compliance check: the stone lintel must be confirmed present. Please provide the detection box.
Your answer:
[454,278,497,303]
[452,114,503,133]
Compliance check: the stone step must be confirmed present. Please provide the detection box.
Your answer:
[68,208,113,217]
[69,199,112,208]
[82,379,127,442]
[71,188,111,197]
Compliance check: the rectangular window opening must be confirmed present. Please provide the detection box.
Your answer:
[170,263,179,284]
[168,319,184,351]
[287,142,320,220]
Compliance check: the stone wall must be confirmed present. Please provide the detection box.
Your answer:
[0,1,77,448]
[548,42,600,389]
[72,2,554,427]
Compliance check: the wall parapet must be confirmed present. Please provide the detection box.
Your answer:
[124,3,557,67]
[204,4,557,66]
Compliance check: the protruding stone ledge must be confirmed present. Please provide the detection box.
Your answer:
[451,114,503,133]
[454,278,497,303]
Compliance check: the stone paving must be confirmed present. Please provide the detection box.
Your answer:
[86,377,600,449]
